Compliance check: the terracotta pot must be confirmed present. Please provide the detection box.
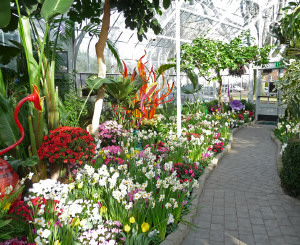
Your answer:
[0,158,20,199]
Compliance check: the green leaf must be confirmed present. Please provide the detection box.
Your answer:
[86,76,119,90]
[21,156,39,166]
[163,0,171,9]
[19,17,39,87]
[8,156,39,171]
[0,95,20,148]
[0,0,11,28]
[0,68,6,98]
[21,0,39,13]
[0,219,12,228]
[0,45,22,65]
[41,0,75,21]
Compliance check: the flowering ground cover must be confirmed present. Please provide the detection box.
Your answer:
[0,105,254,245]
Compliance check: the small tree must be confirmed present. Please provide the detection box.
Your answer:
[180,31,271,110]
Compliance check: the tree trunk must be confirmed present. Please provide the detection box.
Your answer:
[216,70,224,112]
[87,0,111,136]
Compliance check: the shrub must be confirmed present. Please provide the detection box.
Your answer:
[280,139,300,197]
[60,93,94,128]
[240,99,255,113]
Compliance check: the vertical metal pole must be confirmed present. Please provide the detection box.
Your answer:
[176,0,181,138]
[249,64,254,103]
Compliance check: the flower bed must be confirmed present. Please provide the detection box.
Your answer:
[1,108,254,244]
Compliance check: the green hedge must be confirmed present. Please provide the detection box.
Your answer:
[280,139,300,197]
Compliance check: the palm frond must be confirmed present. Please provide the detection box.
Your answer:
[106,38,122,72]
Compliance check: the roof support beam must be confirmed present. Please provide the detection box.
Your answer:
[180,7,243,30]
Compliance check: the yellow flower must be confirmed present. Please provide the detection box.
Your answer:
[129,217,135,223]
[216,115,221,120]
[153,162,157,166]
[233,114,236,118]
[71,217,80,227]
[141,222,150,232]
[69,183,75,191]
[3,202,11,210]
[54,240,60,245]
[78,182,83,189]
[100,206,107,215]
[124,224,131,233]
[126,154,131,159]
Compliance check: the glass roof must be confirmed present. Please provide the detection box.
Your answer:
[76,0,287,73]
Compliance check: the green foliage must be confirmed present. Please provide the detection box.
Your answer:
[0,0,11,28]
[277,59,300,119]
[8,156,39,171]
[181,69,203,95]
[272,2,300,46]
[60,93,93,127]
[240,99,255,112]
[179,31,271,108]
[0,94,20,150]
[67,0,173,41]
[280,139,300,197]
[182,99,206,115]
[41,0,75,22]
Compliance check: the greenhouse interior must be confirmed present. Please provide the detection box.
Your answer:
[0,0,299,244]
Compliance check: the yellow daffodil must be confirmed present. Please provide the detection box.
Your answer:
[3,202,11,210]
[124,224,131,233]
[141,222,150,232]
[54,240,60,245]
[129,217,135,223]
[69,183,75,191]
[126,154,131,159]
[78,182,83,189]
[71,217,80,227]
[100,206,107,215]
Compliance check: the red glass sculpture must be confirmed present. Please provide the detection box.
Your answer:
[0,85,42,199]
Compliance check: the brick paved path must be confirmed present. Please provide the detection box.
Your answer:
[182,125,300,245]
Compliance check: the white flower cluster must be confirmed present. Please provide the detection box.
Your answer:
[59,199,102,230]
[26,179,69,202]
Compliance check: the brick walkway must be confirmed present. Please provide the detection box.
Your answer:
[182,125,300,245]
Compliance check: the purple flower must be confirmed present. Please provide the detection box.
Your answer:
[230,100,245,111]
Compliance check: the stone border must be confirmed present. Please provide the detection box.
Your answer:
[270,131,283,174]
[161,120,256,245]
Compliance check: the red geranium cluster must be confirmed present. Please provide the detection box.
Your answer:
[171,162,202,183]
[38,126,95,165]
[208,141,224,153]
[8,200,33,222]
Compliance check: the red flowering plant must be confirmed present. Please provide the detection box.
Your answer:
[208,141,224,154]
[38,127,96,174]
[171,162,203,183]
[8,200,33,222]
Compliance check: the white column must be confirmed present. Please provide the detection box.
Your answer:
[176,0,181,138]
[248,64,254,103]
